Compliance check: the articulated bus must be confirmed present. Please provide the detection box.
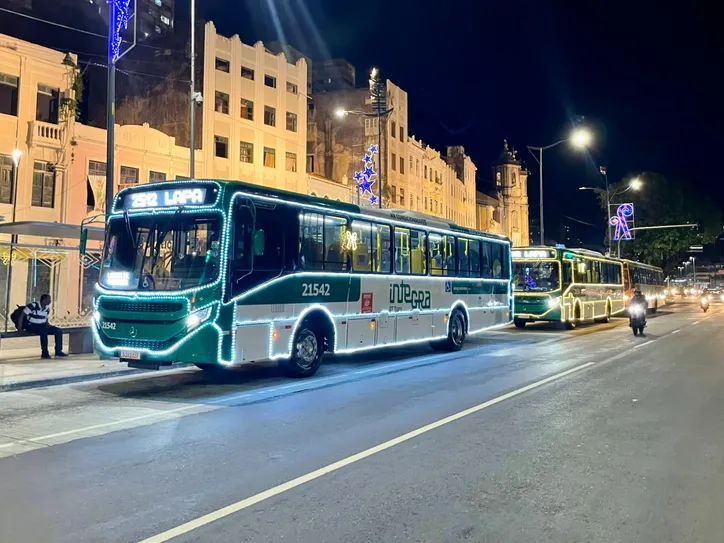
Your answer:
[86,180,512,377]
[511,247,625,328]
[620,259,665,312]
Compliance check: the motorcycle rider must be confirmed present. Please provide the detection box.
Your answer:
[630,288,648,310]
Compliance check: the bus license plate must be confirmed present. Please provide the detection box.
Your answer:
[120,350,141,360]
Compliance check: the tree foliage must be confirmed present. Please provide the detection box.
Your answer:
[600,173,721,272]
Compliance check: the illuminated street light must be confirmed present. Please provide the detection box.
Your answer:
[629,177,643,191]
[570,127,592,148]
[528,126,594,244]
[335,108,348,118]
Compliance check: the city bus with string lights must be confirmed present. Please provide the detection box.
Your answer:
[81,180,512,378]
[511,247,626,329]
[619,259,666,313]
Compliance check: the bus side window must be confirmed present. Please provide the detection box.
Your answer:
[470,240,481,277]
[430,234,454,276]
[481,241,493,278]
[490,243,504,279]
[377,223,391,273]
[351,221,372,272]
[457,238,470,277]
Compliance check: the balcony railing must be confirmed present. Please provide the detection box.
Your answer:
[29,120,64,148]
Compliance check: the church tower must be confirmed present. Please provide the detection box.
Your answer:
[493,140,529,246]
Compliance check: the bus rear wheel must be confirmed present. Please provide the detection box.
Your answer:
[514,319,527,329]
[440,309,466,352]
[283,326,323,378]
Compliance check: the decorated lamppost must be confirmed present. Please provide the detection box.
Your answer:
[106,0,136,213]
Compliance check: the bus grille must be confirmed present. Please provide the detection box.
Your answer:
[100,334,178,351]
[100,300,184,314]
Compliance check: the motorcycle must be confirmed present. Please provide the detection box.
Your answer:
[629,303,647,336]
[701,297,710,313]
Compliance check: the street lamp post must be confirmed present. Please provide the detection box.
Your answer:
[690,256,697,286]
[3,149,22,332]
[527,127,591,245]
[579,176,642,256]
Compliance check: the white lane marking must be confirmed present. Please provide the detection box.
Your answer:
[671,329,681,335]
[139,361,595,543]
[632,340,655,350]
[693,320,701,325]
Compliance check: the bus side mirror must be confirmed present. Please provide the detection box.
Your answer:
[79,228,88,255]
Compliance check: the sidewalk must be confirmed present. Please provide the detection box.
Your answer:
[0,335,187,392]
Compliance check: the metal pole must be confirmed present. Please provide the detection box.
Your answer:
[377,104,383,208]
[539,148,544,245]
[692,257,696,286]
[3,162,20,333]
[105,0,116,214]
[189,0,196,179]
[604,171,611,254]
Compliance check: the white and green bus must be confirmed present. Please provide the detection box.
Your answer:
[88,180,513,377]
[512,246,626,329]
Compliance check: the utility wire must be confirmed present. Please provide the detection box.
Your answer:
[0,7,184,53]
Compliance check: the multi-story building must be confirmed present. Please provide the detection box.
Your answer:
[202,22,309,194]
[307,79,478,228]
[475,141,530,245]
[312,59,355,93]
[266,41,313,97]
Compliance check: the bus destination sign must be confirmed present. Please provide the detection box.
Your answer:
[512,249,555,259]
[125,188,208,210]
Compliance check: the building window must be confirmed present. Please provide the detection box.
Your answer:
[88,160,106,176]
[120,165,139,186]
[364,117,378,136]
[286,111,297,132]
[175,175,190,180]
[36,84,59,124]
[391,120,396,137]
[31,161,55,208]
[264,106,276,127]
[286,152,297,172]
[160,15,170,25]
[286,82,298,94]
[399,126,404,141]
[0,73,19,116]
[240,98,254,120]
[400,187,405,207]
[0,155,13,204]
[214,136,228,158]
[215,58,230,73]
[416,159,419,176]
[306,155,314,173]
[391,153,396,171]
[214,91,229,114]
[155,0,162,5]
[241,66,255,80]
[400,156,405,174]
[264,147,276,168]
[240,141,253,163]
[391,185,397,203]
[264,75,277,88]
[149,171,166,183]
[416,196,420,210]
[424,196,428,210]
[424,165,428,179]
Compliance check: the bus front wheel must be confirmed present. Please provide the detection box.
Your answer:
[514,319,527,329]
[283,326,323,378]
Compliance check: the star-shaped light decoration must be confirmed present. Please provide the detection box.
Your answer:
[352,144,381,206]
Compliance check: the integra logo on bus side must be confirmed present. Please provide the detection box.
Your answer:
[389,282,431,309]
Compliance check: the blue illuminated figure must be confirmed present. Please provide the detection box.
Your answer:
[354,144,379,206]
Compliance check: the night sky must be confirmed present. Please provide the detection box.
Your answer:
[197,0,723,245]
[2,0,720,246]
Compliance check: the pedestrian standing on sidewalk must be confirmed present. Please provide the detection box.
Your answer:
[17,294,68,359]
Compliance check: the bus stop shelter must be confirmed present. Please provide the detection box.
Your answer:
[0,221,105,335]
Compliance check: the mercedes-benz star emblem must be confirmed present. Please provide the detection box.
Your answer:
[129,326,137,338]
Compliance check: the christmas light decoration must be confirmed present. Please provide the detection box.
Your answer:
[354,144,379,205]
[109,0,132,63]
[610,203,634,241]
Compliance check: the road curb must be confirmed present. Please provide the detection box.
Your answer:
[0,364,193,393]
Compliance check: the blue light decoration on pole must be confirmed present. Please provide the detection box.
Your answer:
[105,0,136,214]
[353,144,379,206]
[610,203,634,240]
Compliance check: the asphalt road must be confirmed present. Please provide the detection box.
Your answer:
[0,302,722,542]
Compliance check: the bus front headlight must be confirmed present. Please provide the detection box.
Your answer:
[546,298,558,308]
[186,306,213,332]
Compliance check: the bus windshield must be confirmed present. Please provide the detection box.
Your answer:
[513,261,559,292]
[100,213,222,291]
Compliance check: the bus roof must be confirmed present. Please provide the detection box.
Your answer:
[618,258,663,271]
[201,179,508,243]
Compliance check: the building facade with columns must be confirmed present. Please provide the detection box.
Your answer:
[307,79,477,228]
